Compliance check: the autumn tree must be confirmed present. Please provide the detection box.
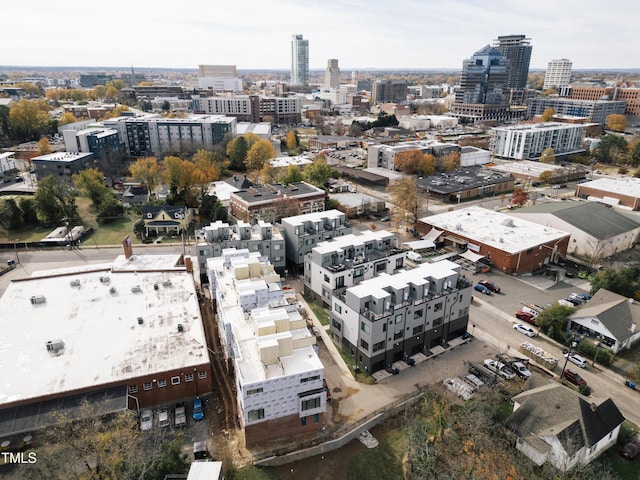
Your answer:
[388,177,422,232]
[394,150,435,175]
[129,156,162,194]
[58,111,78,126]
[9,98,51,141]
[14,82,42,97]
[511,187,529,206]
[192,148,223,194]
[73,168,109,209]
[245,138,276,172]
[303,156,338,188]
[37,137,52,155]
[439,151,460,171]
[606,113,628,132]
[541,107,556,121]
[539,170,553,184]
[285,129,299,150]
[629,136,640,166]
[539,147,556,164]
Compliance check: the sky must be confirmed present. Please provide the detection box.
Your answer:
[2,0,638,71]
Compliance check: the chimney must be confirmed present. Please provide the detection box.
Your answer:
[122,235,133,259]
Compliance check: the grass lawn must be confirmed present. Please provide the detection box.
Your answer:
[347,429,406,480]
[228,465,278,480]
[336,344,376,385]
[303,294,330,326]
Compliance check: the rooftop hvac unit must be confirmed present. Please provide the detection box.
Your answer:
[109,287,117,295]
[154,284,159,290]
[30,295,47,305]
[177,324,184,332]
[69,279,81,287]
[137,317,144,325]
[162,280,172,287]
[45,339,65,353]
[100,276,110,283]
[131,285,142,293]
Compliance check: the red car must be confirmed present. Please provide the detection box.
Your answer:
[515,311,536,325]
[478,280,500,293]
[621,441,640,460]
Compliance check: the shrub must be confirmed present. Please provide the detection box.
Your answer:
[578,385,591,396]
[576,341,614,367]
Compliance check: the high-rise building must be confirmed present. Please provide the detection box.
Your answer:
[325,59,340,88]
[492,35,532,91]
[455,45,509,105]
[291,34,309,86]
[544,59,572,90]
[371,80,407,104]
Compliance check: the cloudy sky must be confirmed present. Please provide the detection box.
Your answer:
[3,0,637,70]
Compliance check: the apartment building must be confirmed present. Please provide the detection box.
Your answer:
[490,122,586,161]
[303,229,405,307]
[371,80,407,105]
[62,127,120,156]
[367,139,460,171]
[195,220,286,274]
[329,260,473,373]
[230,181,326,224]
[280,210,352,269]
[207,249,325,446]
[193,95,302,124]
[565,83,640,116]
[31,151,95,184]
[527,98,626,127]
[544,59,572,90]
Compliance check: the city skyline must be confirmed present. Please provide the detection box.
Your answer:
[2,0,638,71]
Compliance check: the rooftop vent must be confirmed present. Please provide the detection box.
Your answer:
[177,324,184,332]
[100,276,110,284]
[162,280,172,287]
[131,285,142,293]
[109,287,117,295]
[30,295,46,305]
[137,317,144,325]
[45,339,65,353]
[154,284,159,290]
[69,279,81,287]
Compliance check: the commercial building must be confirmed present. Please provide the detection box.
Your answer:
[564,83,640,116]
[291,34,309,86]
[193,95,302,124]
[31,151,95,184]
[229,181,326,224]
[544,59,572,90]
[280,210,353,269]
[329,259,473,373]
[493,34,533,104]
[490,159,589,184]
[303,229,405,307]
[325,59,340,89]
[0,247,212,445]
[576,177,640,211]
[367,139,460,171]
[371,80,407,105]
[195,220,286,274]
[416,166,514,203]
[490,122,586,161]
[417,206,570,275]
[207,249,325,446]
[527,98,626,128]
[198,64,242,92]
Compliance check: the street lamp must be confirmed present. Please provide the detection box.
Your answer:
[561,338,578,377]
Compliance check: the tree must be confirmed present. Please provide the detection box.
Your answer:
[227,135,249,171]
[606,113,628,132]
[590,265,640,299]
[0,198,23,232]
[129,157,162,194]
[37,136,52,155]
[511,187,529,206]
[440,151,460,171]
[539,170,553,184]
[394,150,435,175]
[161,100,171,112]
[535,303,575,342]
[280,164,304,184]
[303,156,338,188]
[388,177,422,232]
[19,197,38,225]
[73,168,109,209]
[58,112,78,126]
[595,134,628,164]
[539,147,556,164]
[199,194,228,226]
[9,98,50,141]
[96,194,125,224]
[245,138,276,172]
[541,107,556,121]
[192,148,223,194]
[285,130,299,150]
[34,175,78,227]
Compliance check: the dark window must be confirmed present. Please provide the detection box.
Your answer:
[394,331,403,340]
[360,339,369,350]
[413,324,424,335]
[302,397,321,411]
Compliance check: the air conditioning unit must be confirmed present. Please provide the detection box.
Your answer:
[131,285,142,293]
[30,295,47,305]
[46,339,65,353]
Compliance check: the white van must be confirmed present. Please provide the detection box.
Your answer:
[407,251,422,263]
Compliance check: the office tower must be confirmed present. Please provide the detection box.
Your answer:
[493,35,532,90]
[371,80,407,104]
[544,59,573,89]
[325,59,340,88]
[291,34,309,86]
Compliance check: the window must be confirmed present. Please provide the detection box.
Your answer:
[334,303,342,313]
[171,376,180,385]
[248,409,265,421]
[198,371,207,380]
[376,262,386,272]
[434,302,443,312]
[128,385,138,394]
[360,321,370,334]
[373,341,385,352]
[274,244,282,250]
[143,382,152,391]
[247,387,263,395]
[332,318,342,331]
[526,248,533,255]
[394,331,403,340]
[301,416,307,426]
[301,375,320,384]
[414,309,423,319]
[302,397,321,411]
[396,258,403,268]
[395,315,403,324]
[314,414,320,423]
[185,373,194,382]
[413,325,424,335]
[360,339,369,350]
[324,274,329,283]
[158,379,167,388]
[433,318,442,326]
[335,276,344,288]
[354,267,363,278]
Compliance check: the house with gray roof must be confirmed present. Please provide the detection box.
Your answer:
[567,289,640,354]
[507,376,625,471]
[509,201,640,262]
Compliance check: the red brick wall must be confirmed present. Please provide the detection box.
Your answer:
[575,185,640,210]
[244,412,324,447]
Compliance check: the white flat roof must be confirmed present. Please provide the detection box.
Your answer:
[282,209,345,226]
[579,177,640,198]
[331,192,380,208]
[207,180,239,201]
[32,152,93,162]
[0,257,208,406]
[490,159,585,177]
[270,155,313,168]
[313,229,394,255]
[421,206,570,254]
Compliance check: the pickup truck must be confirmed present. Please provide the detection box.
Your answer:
[175,403,186,427]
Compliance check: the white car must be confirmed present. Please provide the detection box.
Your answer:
[483,359,516,380]
[565,353,587,368]
[158,408,170,428]
[513,323,536,337]
[140,410,153,431]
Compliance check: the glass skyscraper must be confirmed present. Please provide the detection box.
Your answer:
[291,34,309,86]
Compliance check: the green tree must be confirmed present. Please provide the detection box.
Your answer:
[303,156,338,188]
[590,265,640,299]
[9,98,51,141]
[539,147,555,164]
[73,168,109,209]
[227,135,249,171]
[161,100,171,112]
[34,175,78,227]
[541,107,556,121]
[280,164,304,184]
[19,197,38,225]
[0,198,24,231]
[245,138,276,172]
[535,303,575,342]
[606,113,627,132]
[595,134,628,164]
[96,194,124,224]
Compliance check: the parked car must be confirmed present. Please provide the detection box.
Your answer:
[511,361,532,379]
[575,292,591,301]
[464,373,485,389]
[552,185,561,189]
[478,280,500,293]
[483,359,515,380]
[158,408,170,428]
[380,215,391,222]
[175,403,186,427]
[513,323,536,337]
[474,284,492,295]
[565,353,587,368]
[562,369,587,386]
[620,441,640,460]
[515,311,536,325]
[568,292,589,303]
[14,176,23,182]
[140,409,153,431]
[193,396,204,421]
